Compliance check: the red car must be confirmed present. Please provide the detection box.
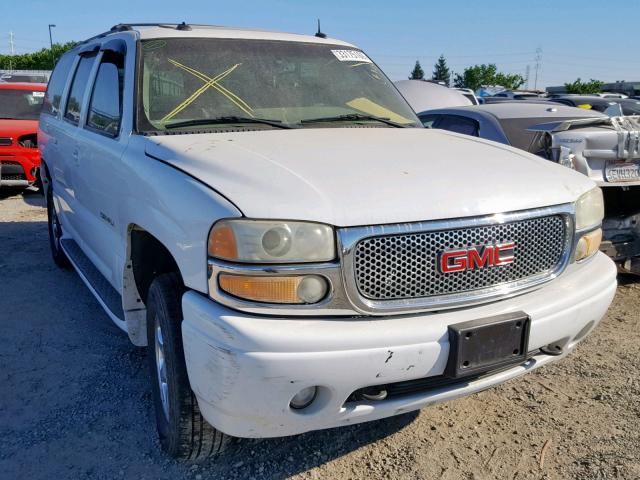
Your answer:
[0,82,47,188]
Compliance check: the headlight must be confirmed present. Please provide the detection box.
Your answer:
[208,219,335,263]
[575,188,604,231]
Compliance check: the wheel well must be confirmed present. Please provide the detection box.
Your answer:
[130,228,181,304]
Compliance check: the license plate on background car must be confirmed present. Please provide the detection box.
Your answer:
[445,312,530,378]
[605,161,640,182]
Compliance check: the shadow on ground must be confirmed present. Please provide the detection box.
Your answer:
[0,215,418,480]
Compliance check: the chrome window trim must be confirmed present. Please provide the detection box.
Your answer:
[337,203,576,315]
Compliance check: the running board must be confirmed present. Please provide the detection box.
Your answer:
[60,238,127,330]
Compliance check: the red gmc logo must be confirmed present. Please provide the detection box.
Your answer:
[438,242,516,273]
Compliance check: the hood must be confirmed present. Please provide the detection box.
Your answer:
[0,119,38,140]
[145,128,595,227]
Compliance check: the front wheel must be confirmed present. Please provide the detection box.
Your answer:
[146,273,230,460]
[46,184,70,269]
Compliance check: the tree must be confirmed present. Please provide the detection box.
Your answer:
[564,78,603,94]
[0,42,77,70]
[432,55,451,86]
[409,60,424,80]
[453,63,524,91]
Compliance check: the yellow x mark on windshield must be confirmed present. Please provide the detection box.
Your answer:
[161,59,254,122]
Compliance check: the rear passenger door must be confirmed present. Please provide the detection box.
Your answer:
[73,42,129,286]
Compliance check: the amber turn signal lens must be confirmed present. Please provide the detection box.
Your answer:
[218,274,328,304]
[574,228,602,262]
[209,223,238,260]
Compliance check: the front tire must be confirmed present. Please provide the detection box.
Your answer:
[46,184,70,269]
[146,273,230,460]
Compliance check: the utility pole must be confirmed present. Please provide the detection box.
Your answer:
[9,31,15,71]
[525,65,530,90]
[48,24,56,68]
[533,47,542,91]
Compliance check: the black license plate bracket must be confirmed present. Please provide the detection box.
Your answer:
[445,311,530,378]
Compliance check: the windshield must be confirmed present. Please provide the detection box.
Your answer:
[136,38,420,132]
[0,89,44,120]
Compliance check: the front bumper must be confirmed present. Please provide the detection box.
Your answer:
[0,148,40,186]
[182,252,617,438]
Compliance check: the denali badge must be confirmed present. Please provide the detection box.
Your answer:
[438,242,516,273]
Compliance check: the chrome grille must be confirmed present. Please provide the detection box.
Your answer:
[353,215,567,301]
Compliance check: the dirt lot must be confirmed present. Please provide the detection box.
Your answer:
[1,188,639,480]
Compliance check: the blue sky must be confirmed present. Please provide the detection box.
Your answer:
[1,0,638,88]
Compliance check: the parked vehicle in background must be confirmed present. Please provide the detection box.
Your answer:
[0,72,50,84]
[40,23,616,461]
[481,96,552,105]
[492,90,542,100]
[594,92,628,99]
[0,82,46,188]
[529,116,640,274]
[452,87,479,105]
[550,96,640,115]
[395,80,472,112]
[417,103,605,152]
[418,102,640,273]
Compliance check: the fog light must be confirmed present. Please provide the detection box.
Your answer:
[297,275,328,303]
[290,386,317,409]
[574,228,602,262]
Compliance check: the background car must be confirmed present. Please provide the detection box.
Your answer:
[417,102,605,153]
[0,73,49,84]
[0,82,46,188]
[394,80,472,112]
[452,87,480,105]
[550,96,640,115]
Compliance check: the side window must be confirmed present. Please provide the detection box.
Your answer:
[64,54,97,125]
[87,51,125,137]
[418,114,439,128]
[435,115,479,137]
[42,53,75,116]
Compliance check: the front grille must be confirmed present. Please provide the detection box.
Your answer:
[1,173,26,181]
[1,161,26,180]
[353,215,567,301]
[0,137,12,146]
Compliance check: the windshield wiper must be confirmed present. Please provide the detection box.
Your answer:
[165,116,296,130]
[300,113,408,128]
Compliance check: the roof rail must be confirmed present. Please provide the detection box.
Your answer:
[75,22,193,48]
[110,22,192,31]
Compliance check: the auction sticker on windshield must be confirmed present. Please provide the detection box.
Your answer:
[605,161,640,182]
[331,50,372,63]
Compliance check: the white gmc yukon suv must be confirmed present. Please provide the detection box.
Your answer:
[39,23,617,460]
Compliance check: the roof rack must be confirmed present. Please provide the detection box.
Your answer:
[110,22,192,32]
[75,22,194,47]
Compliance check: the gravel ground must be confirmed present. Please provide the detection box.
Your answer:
[1,188,639,480]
